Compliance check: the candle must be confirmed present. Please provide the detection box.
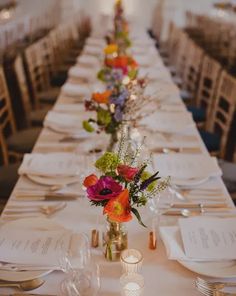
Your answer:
[120,273,144,296]
[121,249,143,274]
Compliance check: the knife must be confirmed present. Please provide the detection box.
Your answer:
[170,202,229,209]
[163,208,234,216]
[10,294,56,296]
[14,192,82,201]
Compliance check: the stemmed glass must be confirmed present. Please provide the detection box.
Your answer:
[59,233,100,296]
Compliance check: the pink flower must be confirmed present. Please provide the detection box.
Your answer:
[117,164,139,182]
[87,176,123,201]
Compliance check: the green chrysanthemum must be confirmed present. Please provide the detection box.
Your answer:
[95,152,120,173]
[83,120,94,133]
[97,108,111,126]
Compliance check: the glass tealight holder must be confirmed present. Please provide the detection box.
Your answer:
[120,273,144,296]
[120,249,143,274]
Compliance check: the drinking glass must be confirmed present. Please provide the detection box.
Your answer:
[59,233,100,296]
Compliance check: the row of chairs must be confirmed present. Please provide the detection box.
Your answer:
[0,15,91,206]
[185,11,236,74]
[158,23,236,162]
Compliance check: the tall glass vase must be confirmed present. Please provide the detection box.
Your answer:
[102,218,128,261]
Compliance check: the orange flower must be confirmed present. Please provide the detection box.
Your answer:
[129,57,138,69]
[83,174,98,188]
[113,56,129,68]
[104,44,118,55]
[92,90,112,104]
[104,189,132,222]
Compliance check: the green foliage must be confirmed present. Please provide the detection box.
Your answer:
[83,120,94,133]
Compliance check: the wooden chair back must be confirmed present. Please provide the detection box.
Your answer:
[25,42,47,108]
[182,41,204,101]
[196,55,222,121]
[14,55,32,125]
[0,66,16,165]
[174,30,190,77]
[208,71,236,158]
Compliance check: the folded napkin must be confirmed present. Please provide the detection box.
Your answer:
[44,111,94,134]
[140,111,194,133]
[61,83,91,99]
[83,45,102,56]
[68,66,97,81]
[86,37,106,47]
[77,54,100,67]
[153,154,222,181]
[53,103,85,113]
[18,153,81,177]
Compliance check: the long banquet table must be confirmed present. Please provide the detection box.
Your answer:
[0,20,236,296]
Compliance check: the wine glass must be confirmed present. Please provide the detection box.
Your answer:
[59,233,100,296]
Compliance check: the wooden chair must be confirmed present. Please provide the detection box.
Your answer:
[200,71,236,158]
[188,55,222,126]
[25,42,60,107]
[14,55,49,126]
[0,66,41,160]
[0,133,19,201]
[180,41,204,104]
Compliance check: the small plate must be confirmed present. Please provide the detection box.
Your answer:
[0,269,52,282]
[172,176,209,187]
[178,259,236,278]
[27,174,80,186]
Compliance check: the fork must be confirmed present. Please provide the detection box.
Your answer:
[196,277,236,290]
[195,281,236,295]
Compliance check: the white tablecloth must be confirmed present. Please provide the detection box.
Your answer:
[0,21,235,296]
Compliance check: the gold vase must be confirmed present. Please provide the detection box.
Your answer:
[102,218,128,261]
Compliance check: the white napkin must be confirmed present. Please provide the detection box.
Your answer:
[140,111,194,133]
[18,153,81,177]
[86,37,106,47]
[53,103,85,113]
[153,154,222,180]
[77,54,100,67]
[160,226,214,261]
[61,83,91,99]
[68,66,97,81]
[83,45,102,56]
[44,111,93,134]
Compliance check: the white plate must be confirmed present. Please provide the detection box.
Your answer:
[27,174,80,186]
[0,218,64,282]
[178,259,236,278]
[172,176,209,187]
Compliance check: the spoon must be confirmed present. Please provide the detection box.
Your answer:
[0,278,44,291]
[163,209,236,218]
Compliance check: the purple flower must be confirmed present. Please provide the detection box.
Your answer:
[114,106,123,122]
[87,176,123,201]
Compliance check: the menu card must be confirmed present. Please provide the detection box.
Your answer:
[0,228,72,266]
[179,217,236,260]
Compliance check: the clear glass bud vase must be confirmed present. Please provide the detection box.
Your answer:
[102,218,128,261]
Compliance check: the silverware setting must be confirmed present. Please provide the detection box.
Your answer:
[169,202,229,209]
[0,278,44,291]
[195,277,236,295]
[3,202,67,217]
[196,277,236,290]
[163,208,236,218]
[14,192,81,201]
[151,147,202,154]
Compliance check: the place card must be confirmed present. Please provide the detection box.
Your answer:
[0,228,72,266]
[179,217,236,260]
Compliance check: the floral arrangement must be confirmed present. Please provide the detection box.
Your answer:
[83,135,169,226]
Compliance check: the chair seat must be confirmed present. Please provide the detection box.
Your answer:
[218,160,236,194]
[187,106,206,123]
[51,71,68,87]
[0,163,20,198]
[7,128,41,154]
[38,87,60,105]
[199,130,221,152]
[180,89,193,102]
[29,108,49,126]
